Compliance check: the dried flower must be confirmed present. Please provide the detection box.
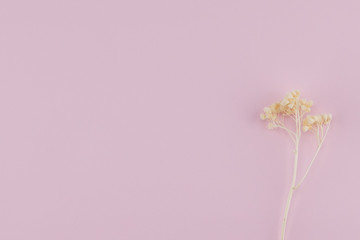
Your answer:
[259,90,332,240]
[303,114,332,132]
[260,90,314,125]
[299,99,313,113]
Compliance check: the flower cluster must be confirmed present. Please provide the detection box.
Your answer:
[260,90,313,124]
[299,99,313,113]
[302,114,332,132]
[279,90,300,115]
[260,103,280,121]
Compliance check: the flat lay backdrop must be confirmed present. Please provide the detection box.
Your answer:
[0,0,359,239]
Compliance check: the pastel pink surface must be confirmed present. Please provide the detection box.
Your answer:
[0,0,358,239]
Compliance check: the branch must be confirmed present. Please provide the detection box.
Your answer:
[294,123,331,189]
[275,123,296,144]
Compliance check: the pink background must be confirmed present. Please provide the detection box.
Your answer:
[0,0,359,239]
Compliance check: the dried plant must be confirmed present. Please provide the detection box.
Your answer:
[260,90,332,240]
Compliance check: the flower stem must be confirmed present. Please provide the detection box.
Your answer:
[281,139,299,240]
[281,109,300,240]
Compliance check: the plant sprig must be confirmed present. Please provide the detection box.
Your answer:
[260,90,332,240]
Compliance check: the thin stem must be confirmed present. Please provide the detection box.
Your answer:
[278,124,296,136]
[276,124,296,144]
[316,127,320,145]
[281,108,300,240]
[294,123,330,189]
[281,142,298,240]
